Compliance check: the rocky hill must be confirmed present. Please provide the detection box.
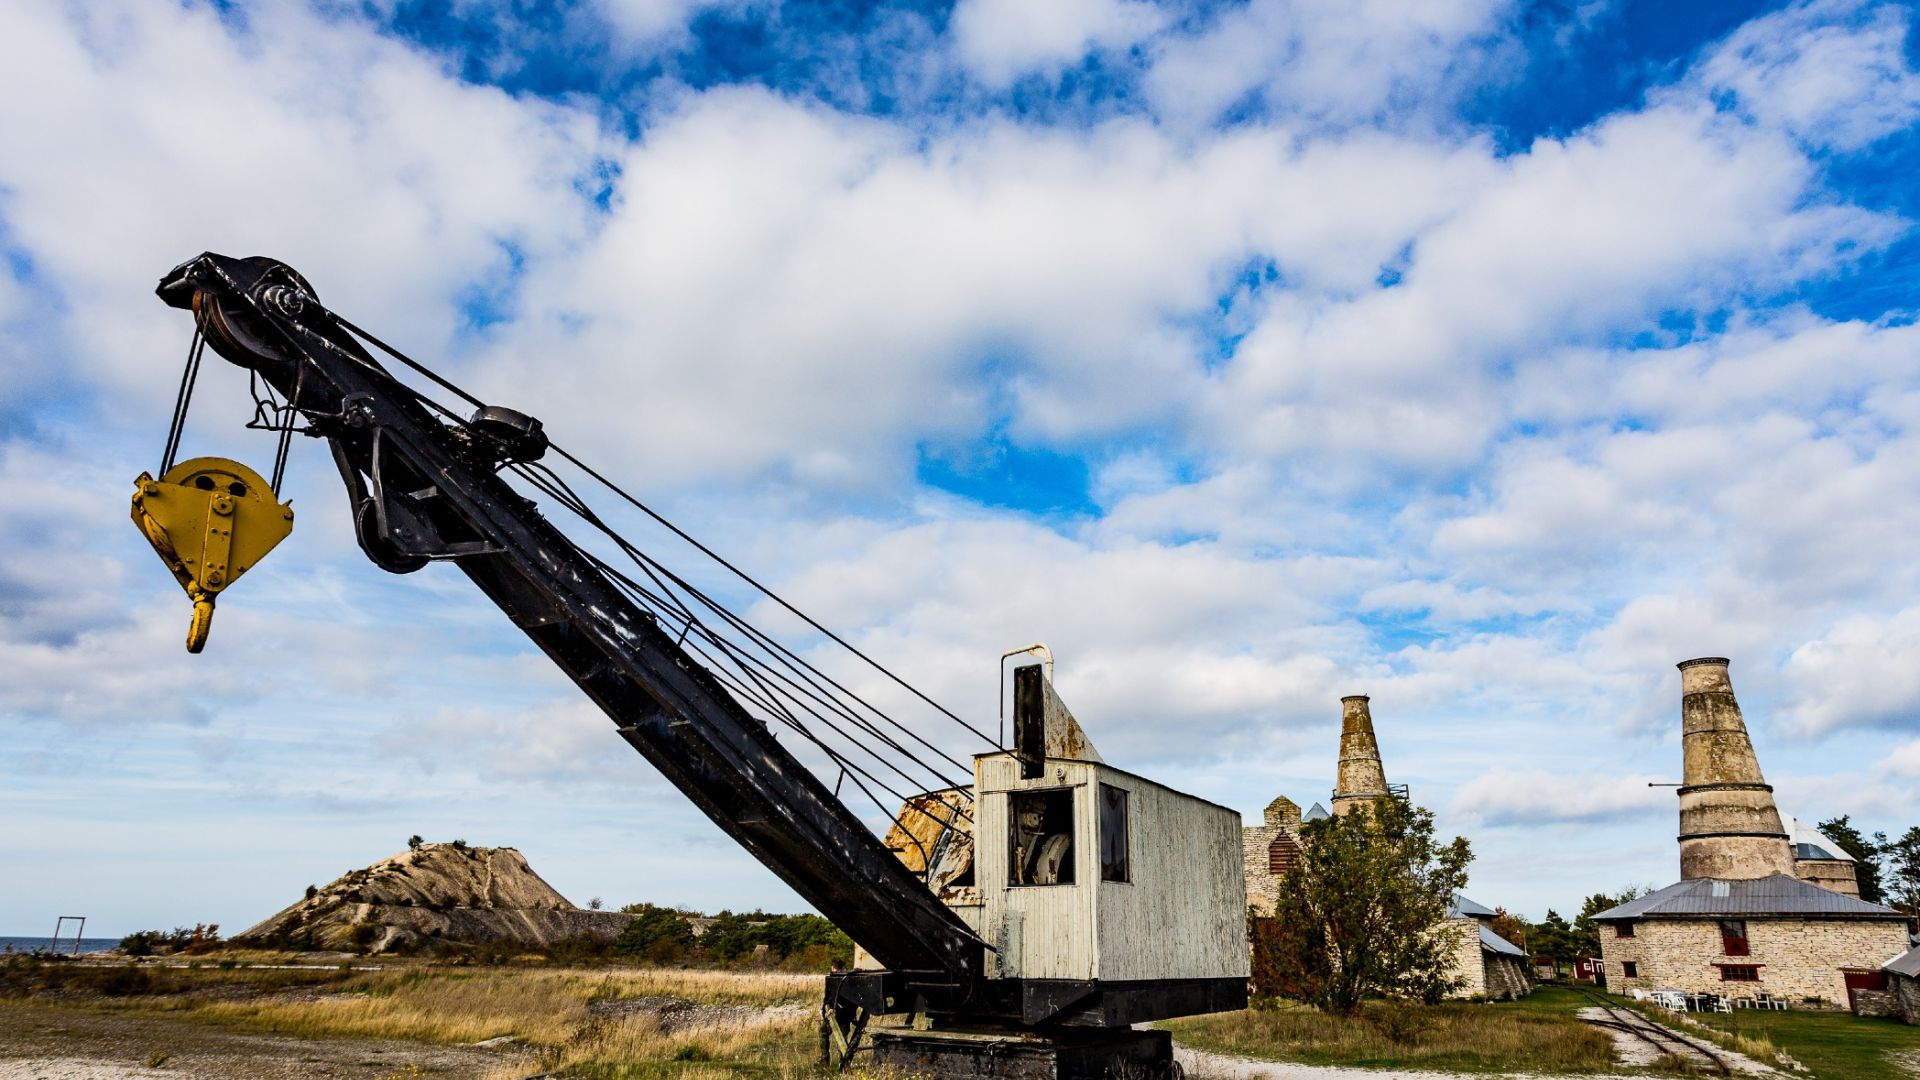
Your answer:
[237,843,632,953]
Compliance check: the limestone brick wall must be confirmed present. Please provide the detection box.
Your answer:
[1895,973,1920,1025]
[1852,985,1900,1018]
[1242,797,1302,918]
[1792,859,1860,898]
[1484,953,1532,1001]
[1242,823,1283,917]
[1438,918,1485,998]
[1599,917,1910,1005]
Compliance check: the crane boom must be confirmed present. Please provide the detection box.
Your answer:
[155,252,983,988]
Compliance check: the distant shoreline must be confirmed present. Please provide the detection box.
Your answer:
[0,936,120,955]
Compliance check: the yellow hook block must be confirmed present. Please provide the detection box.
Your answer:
[130,458,294,653]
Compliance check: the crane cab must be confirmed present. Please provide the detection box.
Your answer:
[850,661,1247,1045]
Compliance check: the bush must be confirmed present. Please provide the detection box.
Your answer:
[613,905,696,958]
[120,924,221,957]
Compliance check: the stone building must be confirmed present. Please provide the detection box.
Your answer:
[1243,696,1526,999]
[1595,876,1908,1004]
[1595,658,1911,1006]
[1441,895,1531,1000]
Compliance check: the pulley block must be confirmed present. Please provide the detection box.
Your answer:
[130,457,294,653]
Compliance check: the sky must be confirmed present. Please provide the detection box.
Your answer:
[3,0,1920,939]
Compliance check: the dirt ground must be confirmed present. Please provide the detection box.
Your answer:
[0,1002,534,1079]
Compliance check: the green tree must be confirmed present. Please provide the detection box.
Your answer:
[611,904,696,959]
[407,835,423,851]
[1815,815,1885,904]
[1255,797,1472,1014]
[1572,887,1646,958]
[1529,909,1578,968]
[1489,906,1526,953]
[1885,825,1920,919]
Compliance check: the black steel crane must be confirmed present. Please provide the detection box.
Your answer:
[138,253,1243,1077]
[150,252,983,982]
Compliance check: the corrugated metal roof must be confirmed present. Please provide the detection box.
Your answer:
[1449,893,1496,919]
[1886,945,1920,978]
[1591,874,1903,921]
[1479,923,1527,958]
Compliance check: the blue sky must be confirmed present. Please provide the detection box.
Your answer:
[4,0,1920,938]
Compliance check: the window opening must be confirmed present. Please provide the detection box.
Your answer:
[1621,961,1638,978]
[1009,788,1075,885]
[1616,921,1636,938]
[1719,919,1749,956]
[1099,784,1129,883]
[1718,964,1761,982]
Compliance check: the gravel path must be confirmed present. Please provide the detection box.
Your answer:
[1174,1042,1650,1080]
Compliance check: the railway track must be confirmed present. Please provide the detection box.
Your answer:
[1571,986,1733,1076]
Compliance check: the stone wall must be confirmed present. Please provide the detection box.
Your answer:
[1242,797,1301,917]
[1792,858,1860,898]
[1438,918,1485,997]
[1485,952,1531,1001]
[1851,984,1900,1018]
[1599,916,1910,1005]
[1896,972,1920,1025]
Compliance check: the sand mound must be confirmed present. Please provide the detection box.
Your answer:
[236,844,631,952]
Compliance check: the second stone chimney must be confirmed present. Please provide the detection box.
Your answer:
[1331,695,1389,817]
[1676,657,1795,881]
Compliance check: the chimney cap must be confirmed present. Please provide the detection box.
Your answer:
[1677,656,1731,671]
[1340,694,1371,703]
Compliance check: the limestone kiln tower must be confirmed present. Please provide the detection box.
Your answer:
[1331,694,1389,817]
[1676,657,1795,881]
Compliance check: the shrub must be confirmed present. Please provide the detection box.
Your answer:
[613,905,696,958]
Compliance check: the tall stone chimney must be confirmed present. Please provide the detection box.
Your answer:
[1676,658,1795,881]
[1331,695,1389,817]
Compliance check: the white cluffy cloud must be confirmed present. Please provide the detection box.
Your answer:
[951,0,1167,87]
[1452,769,1671,827]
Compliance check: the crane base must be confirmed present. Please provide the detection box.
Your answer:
[867,1026,1173,1080]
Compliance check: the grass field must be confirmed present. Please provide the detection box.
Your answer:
[1163,985,1626,1074]
[1642,997,1920,1080]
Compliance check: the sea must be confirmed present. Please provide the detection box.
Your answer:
[0,936,121,955]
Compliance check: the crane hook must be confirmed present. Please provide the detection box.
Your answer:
[131,457,294,653]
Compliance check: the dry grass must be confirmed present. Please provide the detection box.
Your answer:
[110,967,818,1049]
[1165,996,1620,1074]
[480,1006,821,1080]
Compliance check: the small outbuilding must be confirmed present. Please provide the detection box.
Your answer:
[1851,944,1920,1024]
[1442,894,1531,1000]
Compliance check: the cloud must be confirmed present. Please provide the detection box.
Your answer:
[1143,0,1517,129]
[1452,768,1671,826]
[951,0,1166,87]
[1691,0,1920,152]
[1781,606,1920,735]
[0,0,609,405]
